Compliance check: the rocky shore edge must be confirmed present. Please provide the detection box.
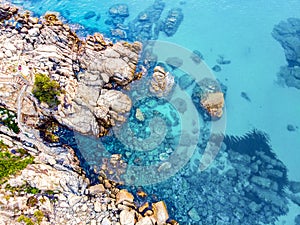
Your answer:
[0,2,178,225]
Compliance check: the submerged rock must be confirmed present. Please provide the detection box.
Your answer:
[273,18,300,67]
[178,73,195,90]
[191,50,203,64]
[212,65,221,72]
[163,8,184,37]
[273,18,300,89]
[166,56,183,69]
[83,11,96,20]
[216,55,231,65]
[277,65,300,89]
[287,124,296,132]
[109,4,129,18]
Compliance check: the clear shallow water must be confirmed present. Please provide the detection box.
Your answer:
[9,0,300,224]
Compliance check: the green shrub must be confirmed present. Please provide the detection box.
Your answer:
[17,215,34,225]
[0,140,8,151]
[33,210,44,224]
[32,73,62,108]
[0,151,34,182]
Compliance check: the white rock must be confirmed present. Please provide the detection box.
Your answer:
[94,201,101,212]
[68,194,82,207]
[102,217,112,225]
[120,209,135,225]
[28,28,40,37]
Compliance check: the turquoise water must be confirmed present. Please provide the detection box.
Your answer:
[10,0,300,224]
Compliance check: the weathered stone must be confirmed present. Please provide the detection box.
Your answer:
[68,194,82,207]
[150,66,174,97]
[136,216,155,225]
[88,184,105,195]
[200,92,224,119]
[116,189,134,205]
[152,201,169,225]
[120,209,135,225]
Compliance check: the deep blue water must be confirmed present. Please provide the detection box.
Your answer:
[8,0,300,224]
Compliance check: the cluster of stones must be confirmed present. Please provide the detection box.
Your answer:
[137,129,300,224]
[105,1,183,42]
[0,129,176,225]
[273,18,300,89]
[0,3,142,137]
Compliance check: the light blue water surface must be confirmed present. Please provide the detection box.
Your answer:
[9,0,300,224]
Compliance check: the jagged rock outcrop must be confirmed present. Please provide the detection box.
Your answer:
[0,4,142,136]
[193,78,225,119]
[200,92,224,119]
[150,66,174,97]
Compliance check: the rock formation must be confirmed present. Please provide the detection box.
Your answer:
[273,18,300,89]
[0,4,142,137]
[193,78,225,119]
[150,66,174,97]
[200,92,224,119]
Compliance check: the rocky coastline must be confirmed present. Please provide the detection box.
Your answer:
[0,3,177,225]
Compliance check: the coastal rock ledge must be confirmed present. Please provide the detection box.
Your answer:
[0,3,142,137]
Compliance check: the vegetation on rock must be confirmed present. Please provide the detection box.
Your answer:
[0,107,20,133]
[32,73,62,108]
[18,210,44,225]
[0,141,34,183]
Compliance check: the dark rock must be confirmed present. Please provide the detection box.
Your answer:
[287,124,296,131]
[278,66,300,89]
[95,14,101,21]
[166,57,183,69]
[241,92,251,102]
[178,73,195,90]
[83,11,96,20]
[163,8,184,37]
[288,194,300,206]
[216,55,231,65]
[191,50,203,64]
[212,65,221,72]
[295,215,300,225]
[289,181,300,193]
[272,18,300,67]
[129,1,165,42]
[172,98,187,114]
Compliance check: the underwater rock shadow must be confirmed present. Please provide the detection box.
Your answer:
[224,129,288,192]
